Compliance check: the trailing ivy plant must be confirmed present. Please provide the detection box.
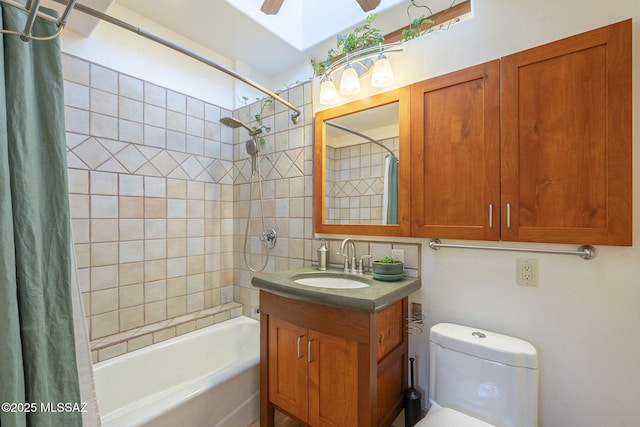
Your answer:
[233,92,281,167]
[239,91,281,128]
[311,2,464,77]
[336,13,385,55]
[311,13,384,78]
[401,0,460,42]
[238,79,303,125]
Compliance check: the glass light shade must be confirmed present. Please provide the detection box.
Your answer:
[371,54,394,87]
[339,64,361,95]
[319,77,339,105]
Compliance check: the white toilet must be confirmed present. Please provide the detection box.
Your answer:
[415,323,538,427]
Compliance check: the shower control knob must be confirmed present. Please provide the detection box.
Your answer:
[261,227,277,249]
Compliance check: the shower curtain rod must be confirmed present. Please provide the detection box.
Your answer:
[1,0,301,123]
[326,121,398,161]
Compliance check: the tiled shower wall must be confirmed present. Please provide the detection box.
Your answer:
[63,54,421,362]
[63,54,240,362]
[325,137,399,224]
[232,85,316,314]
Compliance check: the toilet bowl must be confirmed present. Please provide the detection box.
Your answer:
[415,323,538,427]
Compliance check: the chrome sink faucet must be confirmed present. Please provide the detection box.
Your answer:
[338,238,357,272]
[337,238,371,274]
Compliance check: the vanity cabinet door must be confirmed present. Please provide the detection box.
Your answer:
[411,60,501,240]
[267,317,359,426]
[260,291,408,427]
[308,330,359,427]
[501,19,632,245]
[268,317,309,422]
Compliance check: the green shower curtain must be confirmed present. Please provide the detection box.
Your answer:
[0,4,81,427]
[385,156,398,225]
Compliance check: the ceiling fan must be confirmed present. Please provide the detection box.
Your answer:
[261,0,381,15]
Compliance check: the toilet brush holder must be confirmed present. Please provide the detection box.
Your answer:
[404,357,422,427]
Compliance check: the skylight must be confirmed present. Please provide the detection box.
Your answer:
[224,0,405,51]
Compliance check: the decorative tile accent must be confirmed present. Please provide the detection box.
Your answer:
[72,138,112,169]
[116,146,147,174]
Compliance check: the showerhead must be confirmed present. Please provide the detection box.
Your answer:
[220,117,271,137]
[220,117,252,133]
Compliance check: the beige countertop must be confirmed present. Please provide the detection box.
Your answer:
[251,267,421,313]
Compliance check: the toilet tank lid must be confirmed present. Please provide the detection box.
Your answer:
[430,323,538,369]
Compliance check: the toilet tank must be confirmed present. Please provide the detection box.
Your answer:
[428,323,538,427]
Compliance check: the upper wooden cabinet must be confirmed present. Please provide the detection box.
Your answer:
[501,20,632,246]
[411,20,632,246]
[411,60,500,240]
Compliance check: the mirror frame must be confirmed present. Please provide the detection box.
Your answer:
[314,86,411,236]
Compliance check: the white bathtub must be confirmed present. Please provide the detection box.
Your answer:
[93,316,260,427]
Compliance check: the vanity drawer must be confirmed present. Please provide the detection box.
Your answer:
[376,300,405,361]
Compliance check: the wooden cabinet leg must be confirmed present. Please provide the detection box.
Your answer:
[260,402,275,427]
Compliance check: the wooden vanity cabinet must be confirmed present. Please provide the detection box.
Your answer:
[411,20,632,245]
[260,291,408,427]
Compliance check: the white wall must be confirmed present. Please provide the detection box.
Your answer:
[59,3,267,110]
[311,1,640,426]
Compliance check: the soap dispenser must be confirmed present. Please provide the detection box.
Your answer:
[317,239,328,271]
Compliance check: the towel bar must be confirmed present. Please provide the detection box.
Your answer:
[428,239,597,260]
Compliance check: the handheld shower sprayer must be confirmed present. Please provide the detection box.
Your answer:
[245,139,259,173]
[219,116,275,272]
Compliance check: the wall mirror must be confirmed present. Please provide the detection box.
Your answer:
[314,86,411,236]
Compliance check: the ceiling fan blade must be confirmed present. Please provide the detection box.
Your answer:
[356,0,381,12]
[261,0,285,15]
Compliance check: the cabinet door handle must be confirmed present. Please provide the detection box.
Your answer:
[297,335,304,359]
[307,339,314,363]
[489,204,494,229]
[506,203,511,229]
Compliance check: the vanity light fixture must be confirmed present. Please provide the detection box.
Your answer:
[319,76,339,105]
[371,50,394,88]
[318,42,402,105]
[339,56,361,95]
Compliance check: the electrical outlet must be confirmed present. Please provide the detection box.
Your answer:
[391,249,405,263]
[516,258,538,286]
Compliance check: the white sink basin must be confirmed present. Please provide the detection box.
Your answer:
[293,276,370,289]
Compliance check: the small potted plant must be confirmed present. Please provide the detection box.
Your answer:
[372,256,404,275]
